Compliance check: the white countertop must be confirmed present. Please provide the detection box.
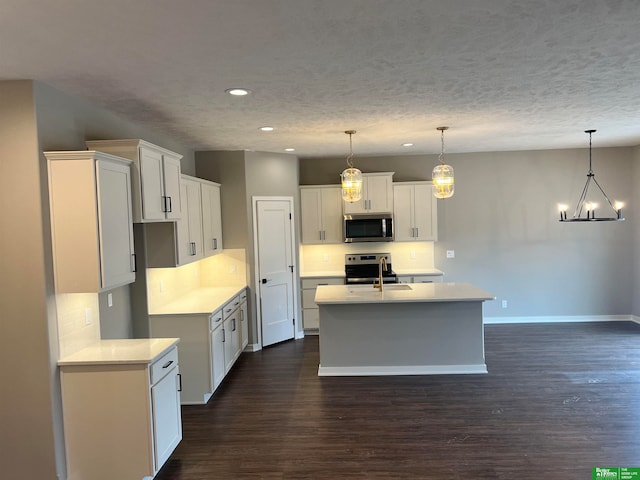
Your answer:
[58,338,180,366]
[315,282,494,304]
[149,286,246,315]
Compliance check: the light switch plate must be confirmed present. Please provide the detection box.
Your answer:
[107,293,113,307]
[446,250,455,258]
[84,308,92,325]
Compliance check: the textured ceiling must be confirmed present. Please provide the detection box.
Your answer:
[1,0,640,157]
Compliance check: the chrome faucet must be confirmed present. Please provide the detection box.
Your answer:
[375,257,388,291]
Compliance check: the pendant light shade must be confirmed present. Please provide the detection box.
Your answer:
[432,126,454,199]
[559,129,624,222]
[341,130,363,202]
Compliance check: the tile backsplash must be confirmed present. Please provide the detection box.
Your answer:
[56,293,100,358]
[300,242,435,273]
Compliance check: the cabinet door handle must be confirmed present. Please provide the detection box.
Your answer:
[161,195,167,213]
[213,238,218,250]
[177,373,182,392]
[167,196,172,213]
[222,328,226,343]
[162,360,174,369]
[191,242,196,256]
[131,253,137,273]
[232,318,236,331]
[415,227,419,237]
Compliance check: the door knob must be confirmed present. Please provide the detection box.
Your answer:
[262,278,267,284]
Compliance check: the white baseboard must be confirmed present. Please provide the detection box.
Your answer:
[245,343,261,352]
[484,314,633,324]
[318,363,488,376]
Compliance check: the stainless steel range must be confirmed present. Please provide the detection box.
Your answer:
[344,253,398,285]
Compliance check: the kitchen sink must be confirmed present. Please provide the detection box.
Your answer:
[347,284,413,293]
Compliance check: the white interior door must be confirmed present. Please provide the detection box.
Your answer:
[255,199,295,347]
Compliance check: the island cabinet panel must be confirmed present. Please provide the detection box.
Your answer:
[301,277,344,330]
[86,139,183,223]
[300,186,343,244]
[59,344,181,480]
[45,150,135,293]
[393,182,438,241]
[343,172,394,214]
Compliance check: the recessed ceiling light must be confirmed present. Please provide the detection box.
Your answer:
[225,88,251,96]
[284,148,295,152]
[402,143,414,147]
[260,126,274,132]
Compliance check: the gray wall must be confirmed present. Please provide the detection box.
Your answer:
[301,147,634,319]
[196,150,303,341]
[0,81,60,480]
[633,146,640,317]
[0,80,195,478]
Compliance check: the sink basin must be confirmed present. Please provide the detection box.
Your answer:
[347,284,412,294]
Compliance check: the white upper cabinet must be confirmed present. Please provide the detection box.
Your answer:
[300,186,343,244]
[86,139,183,223]
[200,180,223,256]
[393,181,438,241]
[45,150,135,292]
[176,176,204,265]
[343,172,394,214]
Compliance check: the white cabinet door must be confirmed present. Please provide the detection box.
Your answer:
[321,187,344,243]
[412,183,437,240]
[300,186,343,244]
[343,173,394,214]
[223,317,235,373]
[162,153,183,221]
[138,146,166,221]
[176,177,204,265]
[201,181,223,256]
[393,182,438,241]
[151,364,182,472]
[210,326,226,392]
[46,151,135,293]
[300,188,323,243]
[239,294,249,350]
[392,184,414,242]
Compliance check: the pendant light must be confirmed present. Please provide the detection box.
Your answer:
[341,130,363,203]
[559,129,624,222]
[432,126,454,199]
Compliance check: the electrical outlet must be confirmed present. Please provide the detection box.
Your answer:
[502,300,508,309]
[107,293,113,307]
[159,280,164,293]
[84,308,92,325]
[230,264,237,273]
[446,250,455,259]
[410,251,416,260]
[323,254,329,262]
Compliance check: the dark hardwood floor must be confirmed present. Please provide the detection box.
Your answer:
[155,322,640,479]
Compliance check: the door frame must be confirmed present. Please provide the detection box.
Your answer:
[252,196,302,350]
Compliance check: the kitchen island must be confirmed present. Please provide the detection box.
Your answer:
[315,282,494,376]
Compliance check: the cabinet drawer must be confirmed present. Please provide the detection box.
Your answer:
[209,309,223,331]
[151,347,179,385]
[413,275,443,283]
[301,277,343,289]
[303,309,319,329]
[239,289,247,302]
[223,296,240,319]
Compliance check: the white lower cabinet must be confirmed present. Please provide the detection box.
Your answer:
[301,277,344,330]
[59,342,181,480]
[397,274,443,284]
[149,289,247,404]
[239,290,249,350]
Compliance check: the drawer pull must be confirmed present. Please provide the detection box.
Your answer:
[162,360,174,369]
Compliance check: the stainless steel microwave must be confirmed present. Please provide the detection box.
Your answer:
[343,214,393,242]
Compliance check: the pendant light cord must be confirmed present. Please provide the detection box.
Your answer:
[345,130,356,168]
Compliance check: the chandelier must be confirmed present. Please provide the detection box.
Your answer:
[559,129,624,222]
[432,126,454,199]
[341,130,363,203]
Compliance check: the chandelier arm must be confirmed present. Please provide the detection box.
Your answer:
[573,176,592,219]
[590,176,618,214]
